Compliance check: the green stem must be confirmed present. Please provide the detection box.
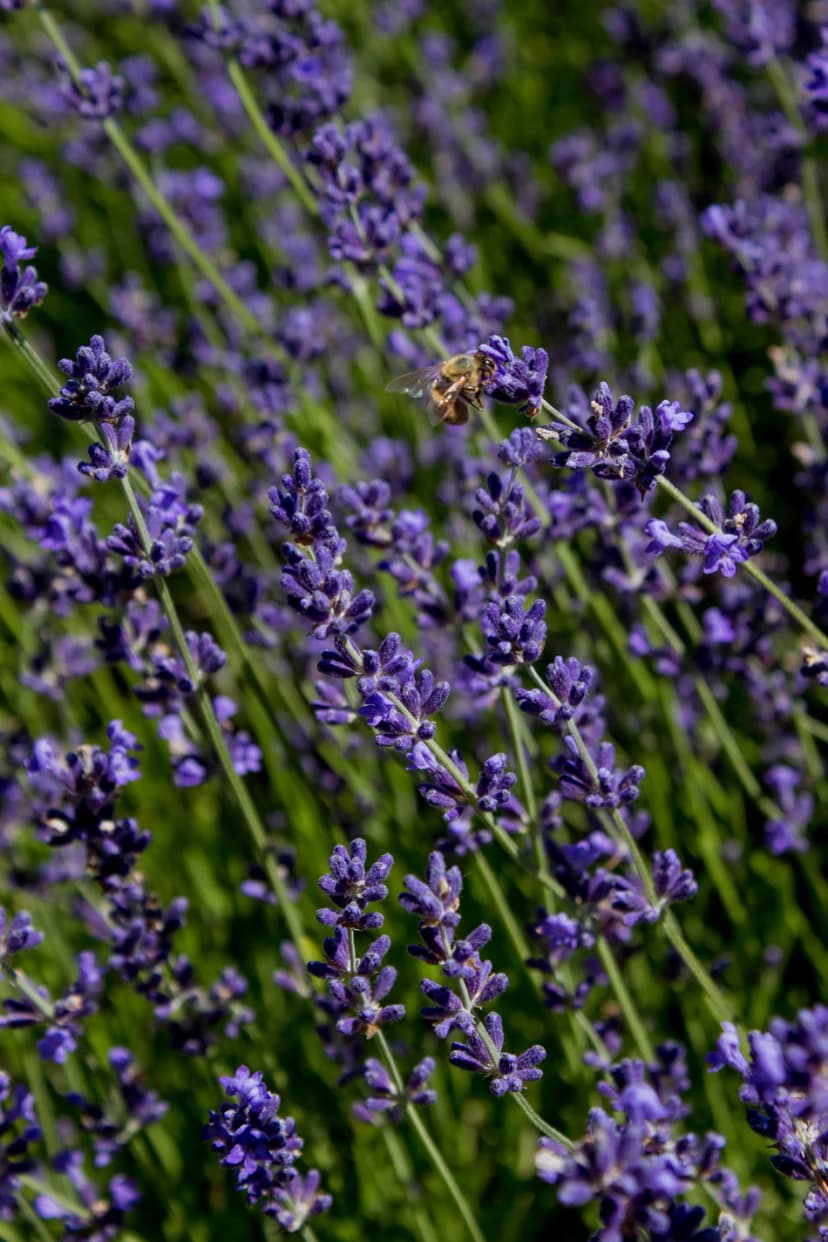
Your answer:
[37,7,287,367]
[4,966,55,1020]
[224,58,318,218]
[662,911,733,1027]
[473,849,532,966]
[374,1031,486,1242]
[1,317,57,396]
[502,689,546,876]
[120,475,306,954]
[511,1092,571,1146]
[595,940,654,1062]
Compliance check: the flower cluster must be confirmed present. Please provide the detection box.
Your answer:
[204,1065,332,1232]
[539,381,693,495]
[270,448,375,637]
[23,723,253,1054]
[402,851,546,1096]
[192,1,351,136]
[49,335,134,424]
[645,490,777,578]
[107,471,203,577]
[60,60,125,120]
[308,840,405,1042]
[308,117,425,268]
[539,1045,760,1241]
[0,1073,41,1217]
[478,335,548,418]
[710,1007,828,1231]
[0,224,47,320]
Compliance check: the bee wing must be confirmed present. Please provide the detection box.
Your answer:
[385,365,441,400]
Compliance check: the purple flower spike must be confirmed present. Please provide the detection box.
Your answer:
[353,1056,437,1124]
[61,60,125,120]
[49,335,135,424]
[480,595,547,666]
[0,224,47,320]
[0,908,44,960]
[205,1066,331,1228]
[450,1011,546,1096]
[541,381,692,495]
[79,415,135,482]
[316,839,394,932]
[479,335,548,417]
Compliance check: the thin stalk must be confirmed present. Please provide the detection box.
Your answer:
[379,1127,438,1242]
[473,849,532,967]
[595,939,654,1062]
[502,688,546,876]
[374,1031,486,1242]
[662,911,733,1027]
[120,475,306,953]
[511,1093,570,1144]
[37,7,289,369]
[223,58,318,218]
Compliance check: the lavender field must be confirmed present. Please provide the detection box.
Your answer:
[1,1,828,1239]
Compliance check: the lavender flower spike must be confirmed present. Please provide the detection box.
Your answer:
[49,335,135,424]
[479,335,548,418]
[204,1066,332,1231]
[0,224,47,320]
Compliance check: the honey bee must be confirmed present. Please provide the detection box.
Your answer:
[386,351,496,425]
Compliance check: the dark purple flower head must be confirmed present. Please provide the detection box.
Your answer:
[555,737,645,809]
[646,490,776,578]
[479,595,546,666]
[542,381,692,495]
[27,720,141,818]
[805,31,828,132]
[205,1065,330,1227]
[478,335,548,417]
[764,765,812,855]
[316,839,393,932]
[0,224,47,319]
[473,472,542,546]
[400,850,462,928]
[49,336,135,424]
[60,60,125,120]
[450,1011,546,1096]
[0,907,44,961]
[317,935,406,1038]
[78,416,135,482]
[354,1056,437,1123]
[516,656,594,727]
[540,1042,759,1238]
[0,1073,41,1218]
[611,850,698,926]
[36,950,105,1064]
[359,665,450,750]
[271,449,375,638]
[709,1007,828,1229]
[35,1151,140,1239]
[309,116,424,267]
[712,0,794,66]
[107,474,202,578]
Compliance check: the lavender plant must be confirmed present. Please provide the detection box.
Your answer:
[0,0,826,1238]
